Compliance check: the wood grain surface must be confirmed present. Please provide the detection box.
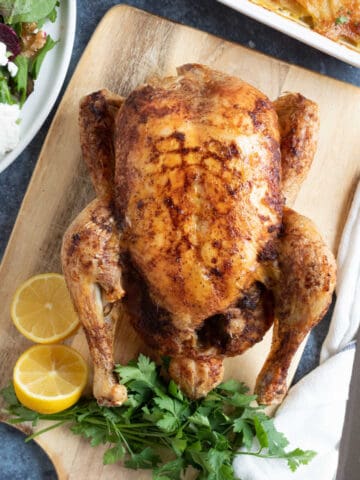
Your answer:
[0,5,359,479]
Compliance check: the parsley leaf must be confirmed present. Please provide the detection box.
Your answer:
[153,396,184,417]
[188,412,211,428]
[71,423,108,447]
[286,448,317,472]
[260,418,289,455]
[115,353,158,389]
[103,444,125,465]
[217,379,249,394]
[233,418,254,450]
[153,458,184,479]
[171,437,187,455]
[124,447,161,470]
[168,380,185,401]
[253,416,269,448]
[226,391,257,408]
[156,413,179,433]
[1,383,18,405]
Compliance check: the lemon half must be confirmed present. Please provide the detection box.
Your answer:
[11,273,79,344]
[13,344,88,414]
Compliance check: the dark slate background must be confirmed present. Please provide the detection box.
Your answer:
[0,0,357,478]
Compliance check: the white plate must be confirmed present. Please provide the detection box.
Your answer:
[218,0,360,68]
[0,0,76,174]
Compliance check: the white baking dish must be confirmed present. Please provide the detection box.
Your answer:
[218,0,360,68]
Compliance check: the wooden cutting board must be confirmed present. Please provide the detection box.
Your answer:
[0,5,359,479]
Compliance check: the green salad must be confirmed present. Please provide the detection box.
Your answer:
[0,0,59,107]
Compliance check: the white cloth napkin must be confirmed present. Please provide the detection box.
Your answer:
[234,181,360,480]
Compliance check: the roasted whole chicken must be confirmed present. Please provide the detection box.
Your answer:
[61,65,336,406]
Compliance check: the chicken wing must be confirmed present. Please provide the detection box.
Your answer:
[274,93,319,206]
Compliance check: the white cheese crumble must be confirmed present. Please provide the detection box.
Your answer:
[0,41,18,76]
[7,61,18,77]
[0,103,20,155]
[0,41,8,66]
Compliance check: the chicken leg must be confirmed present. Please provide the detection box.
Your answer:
[254,208,336,404]
[61,199,127,406]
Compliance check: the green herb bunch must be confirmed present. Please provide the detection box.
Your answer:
[1,354,316,479]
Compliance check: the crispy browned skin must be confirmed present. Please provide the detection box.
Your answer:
[115,64,282,325]
[79,89,124,198]
[274,93,319,206]
[62,64,336,405]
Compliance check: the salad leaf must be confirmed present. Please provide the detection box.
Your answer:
[43,0,59,24]
[36,2,58,30]
[0,73,14,103]
[29,34,57,79]
[0,0,58,24]
[13,54,28,106]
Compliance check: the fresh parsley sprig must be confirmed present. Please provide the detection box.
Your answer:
[1,354,316,479]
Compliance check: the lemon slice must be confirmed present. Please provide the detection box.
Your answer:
[13,345,88,414]
[11,273,79,344]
